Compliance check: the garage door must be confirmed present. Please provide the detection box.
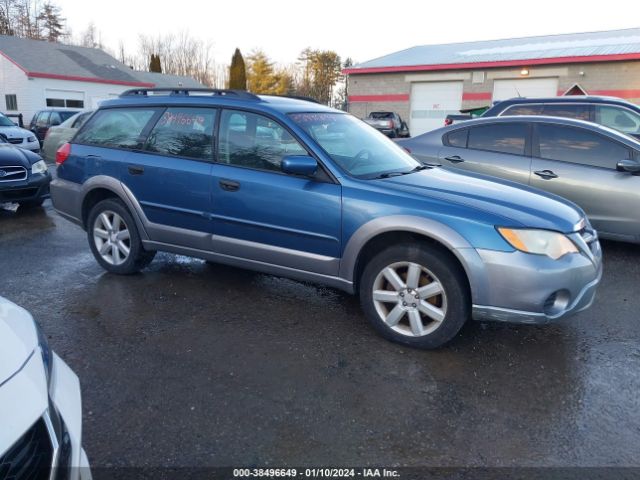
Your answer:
[493,78,559,102]
[410,81,463,136]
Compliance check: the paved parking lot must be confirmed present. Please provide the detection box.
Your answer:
[2,202,640,469]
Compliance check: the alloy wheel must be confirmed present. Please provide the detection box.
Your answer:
[93,210,131,266]
[372,261,448,337]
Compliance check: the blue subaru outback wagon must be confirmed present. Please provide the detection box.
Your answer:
[51,89,603,349]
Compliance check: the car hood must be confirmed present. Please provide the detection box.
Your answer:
[0,297,38,386]
[0,125,32,139]
[0,143,40,166]
[375,167,584,232]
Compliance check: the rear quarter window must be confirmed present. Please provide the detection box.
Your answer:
[446,129,468,148]
[74,108,158,149]
[501,105,543,116]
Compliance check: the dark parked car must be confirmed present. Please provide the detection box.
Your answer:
[50,88,601,349]
[398,116,640,243]
[29,109,80,144]
[364,111,410,137]
[482,96,640,139]
[0,135,51,207]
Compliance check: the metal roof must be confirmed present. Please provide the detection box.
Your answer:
[346,28,640,74]
[0,35,201,87]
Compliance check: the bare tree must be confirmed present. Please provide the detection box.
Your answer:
[139,31,217,86]
[78,21,102,49]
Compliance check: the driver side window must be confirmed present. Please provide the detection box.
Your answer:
[218,110,307,172]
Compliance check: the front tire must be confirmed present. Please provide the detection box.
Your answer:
[87,198,155,274]
[359,243,470,349]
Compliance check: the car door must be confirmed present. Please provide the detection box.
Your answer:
[123,107,217,247]
[530,123,640,240]
[210,109,342,276]
[438,122,532,185]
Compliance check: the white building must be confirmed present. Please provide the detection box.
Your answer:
[0,35,201,125]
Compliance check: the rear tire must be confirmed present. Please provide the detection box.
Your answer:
[359,243,470,349]
[87,198,155,274]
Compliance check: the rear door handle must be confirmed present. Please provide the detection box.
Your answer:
[534,169,558,179]
[128,165,144,175]
[445,155,465,163]
[219,179,240,192]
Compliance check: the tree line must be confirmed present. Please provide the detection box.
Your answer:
[0,1,350,107]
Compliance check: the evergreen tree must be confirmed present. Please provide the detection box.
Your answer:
[37,2,65,42]
[228,48,247,90]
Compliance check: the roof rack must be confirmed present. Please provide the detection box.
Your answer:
[119,88,261,100]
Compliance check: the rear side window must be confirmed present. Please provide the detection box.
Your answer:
[501,105,543,116]
[542,104,590,121]
[537,124,630,168]
[75,108,157,149]
[72,112,91,129]
[467,123,527,155]
[145,108,216,161]
[446,129,468,148]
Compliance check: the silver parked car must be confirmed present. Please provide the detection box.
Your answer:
[398,116,640,243]
[41,111,93,162]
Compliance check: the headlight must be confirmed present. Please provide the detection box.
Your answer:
[32,159,48,175]
[35,321,53,388]
[28,136,37,142]
[497,227,579,260]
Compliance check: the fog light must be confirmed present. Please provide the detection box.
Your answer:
[543,290,571,316]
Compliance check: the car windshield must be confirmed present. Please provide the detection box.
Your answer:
[289,112,420,179]
[0,114,15,127]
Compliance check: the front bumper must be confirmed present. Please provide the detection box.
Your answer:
[470,235,603,324]
[0,171,51,203]
[0,351,91,480]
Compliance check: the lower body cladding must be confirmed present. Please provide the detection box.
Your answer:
[469,242,603,324]
[0,352,91,480]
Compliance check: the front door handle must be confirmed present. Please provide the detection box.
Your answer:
[128,165,144,175]
[445,155,465,163]
[219,179,240,192]
[534,169,558,179]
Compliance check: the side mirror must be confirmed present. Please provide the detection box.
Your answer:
[281,155,317,176]
[616,159,640,174]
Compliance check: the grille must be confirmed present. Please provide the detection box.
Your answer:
[7,138,23,145]
[0,166,27,182]
[0,418,53,480]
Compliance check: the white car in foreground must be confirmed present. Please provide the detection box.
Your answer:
[0,297,91,479]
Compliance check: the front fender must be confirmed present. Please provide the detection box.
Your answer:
[339,215,489,305]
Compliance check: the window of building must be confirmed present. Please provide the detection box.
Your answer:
[45,98,85,108]
[537,124,631,168]
[5,95,18,111]
[75,108,158,150]
[145,108,216,161]
[467,123,527,156]
[219,110,307,172]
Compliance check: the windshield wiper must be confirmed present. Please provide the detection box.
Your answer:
[373,165,430,179]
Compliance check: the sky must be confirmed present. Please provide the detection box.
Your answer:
[56,0,639,66]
